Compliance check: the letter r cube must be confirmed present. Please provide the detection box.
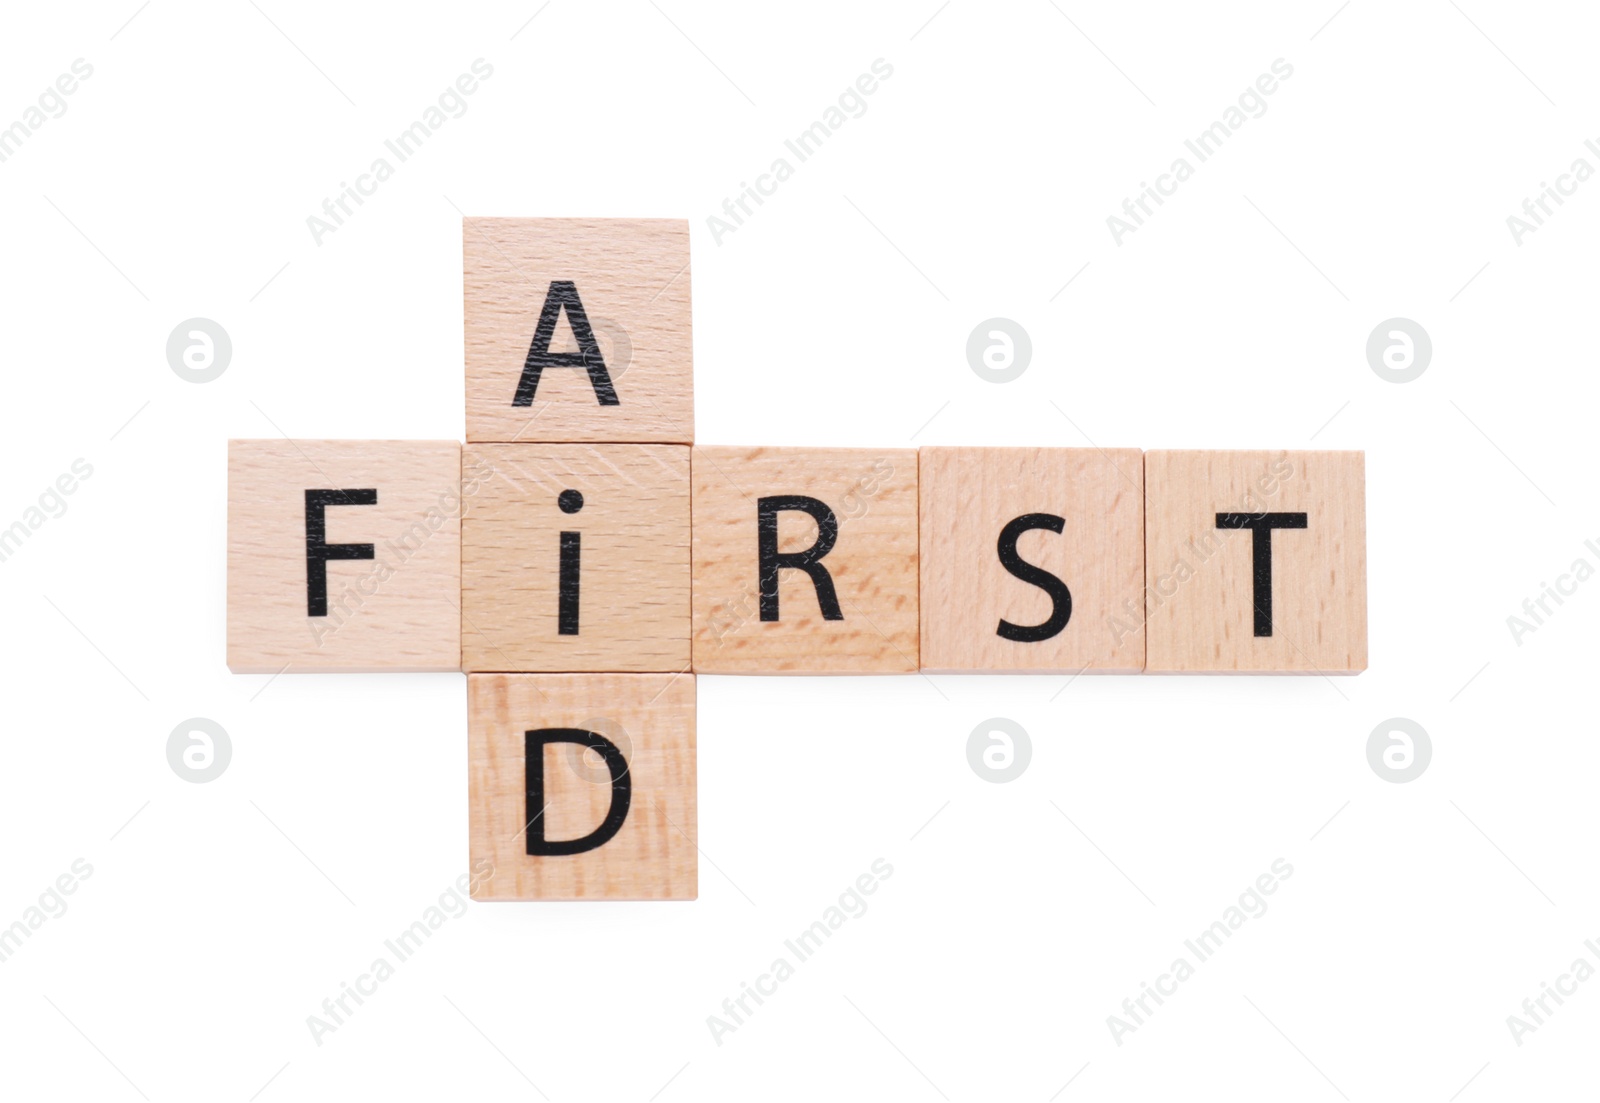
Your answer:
[691,447,919,673]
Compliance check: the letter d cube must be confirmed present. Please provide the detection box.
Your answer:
[467,673,697,900]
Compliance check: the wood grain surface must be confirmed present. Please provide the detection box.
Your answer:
[468,673,696,901]
[461,444,691,672]
[692,446,918,673]
[464,218,692,443]
[1143,450,1367,673]
[227,439,461,672]
[920,447,1145,672]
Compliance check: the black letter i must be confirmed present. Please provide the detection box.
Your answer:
[558,490,584,635]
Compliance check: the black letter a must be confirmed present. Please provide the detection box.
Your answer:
[513,281,620,407]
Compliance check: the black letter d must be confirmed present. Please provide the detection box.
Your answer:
[524,728,631,856]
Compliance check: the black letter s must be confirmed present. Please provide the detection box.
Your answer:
[995,513,1072,643]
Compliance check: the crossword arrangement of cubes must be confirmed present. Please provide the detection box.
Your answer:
[226,218,1368,901]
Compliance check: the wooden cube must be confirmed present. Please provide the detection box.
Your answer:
[1144,450,1367,673]
[464,218,692,444]
[692,447,918,673]
[467,673,696,900]
[461,444,690,672]
[227,440,461,672]
[919,447,1145,673]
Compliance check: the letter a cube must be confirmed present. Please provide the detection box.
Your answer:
[463,218,693,444]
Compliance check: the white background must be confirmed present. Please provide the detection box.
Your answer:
[0,1,1593,1099]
